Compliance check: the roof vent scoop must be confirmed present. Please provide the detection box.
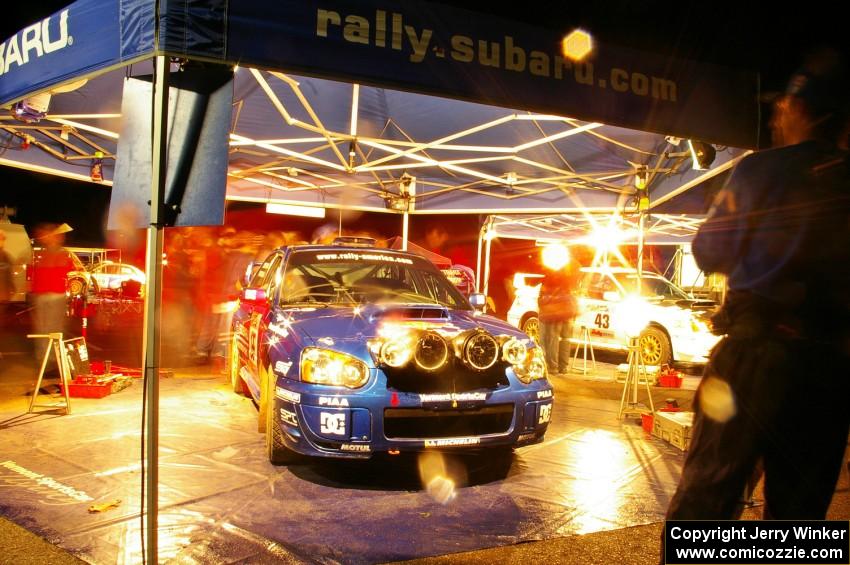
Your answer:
[371,307,449,321]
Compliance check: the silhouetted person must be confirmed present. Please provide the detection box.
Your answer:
[666,51,850,525]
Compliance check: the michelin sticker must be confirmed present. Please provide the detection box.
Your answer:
[274,361,293,375]
[275,387,301,403]
[424,437,480,447]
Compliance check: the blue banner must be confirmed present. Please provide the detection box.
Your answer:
[212,0,759,148]
[0,0,154,106]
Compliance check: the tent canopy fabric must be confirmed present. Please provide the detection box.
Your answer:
[385,236,452,268]
[0,0,757,217]
[484,212,705,246]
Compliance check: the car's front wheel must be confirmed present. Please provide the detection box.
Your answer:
[263,363,299,465]
[229,336,245,394]
[639,326,672,367]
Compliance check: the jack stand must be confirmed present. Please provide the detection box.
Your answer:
[569,325,596,374]
[618,336,654,419]
[27,333,72,414]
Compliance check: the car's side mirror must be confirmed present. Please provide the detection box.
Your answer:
[603,291,622,302]
[468,293,486,311]
[242,261,261,288]
[241,287,267,305]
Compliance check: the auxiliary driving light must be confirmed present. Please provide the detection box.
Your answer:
[502,337,528,366]
[380,340,413,368]
[414,331,449,372]
[463,331,499,371]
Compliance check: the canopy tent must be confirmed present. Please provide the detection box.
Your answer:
[386,236,451,268]
[0,0,759,219]
[0,1,760,561]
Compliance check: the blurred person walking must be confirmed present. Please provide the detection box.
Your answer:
[29,223,76,371]
[666,52,850,523]
[537,245,578,376]
[0,230,13,308]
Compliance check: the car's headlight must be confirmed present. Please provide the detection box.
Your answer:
[514,346,547,384]
[300,347,369,388]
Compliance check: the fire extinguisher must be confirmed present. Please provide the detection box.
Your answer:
[90,151,104,182]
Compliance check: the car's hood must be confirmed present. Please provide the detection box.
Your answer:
[281,303,530,346]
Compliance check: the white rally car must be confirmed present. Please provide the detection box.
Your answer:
[507,267,720,366]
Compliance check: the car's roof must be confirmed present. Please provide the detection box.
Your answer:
[580,266,665,278]
[280,244,421,258]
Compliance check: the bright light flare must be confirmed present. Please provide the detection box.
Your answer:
[418,451,463,505]
[617,294,650,338]
[699,376,736,422]
[562,29,594,61]
[541,243,570,271]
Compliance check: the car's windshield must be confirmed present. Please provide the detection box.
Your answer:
[280,250,471,310]
[615,273,690,300]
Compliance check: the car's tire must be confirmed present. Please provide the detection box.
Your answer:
[229,336,245,394]
[521,314,541,343]
[68,278,86,297]
[264,363,299,465]
[639,326,672,367]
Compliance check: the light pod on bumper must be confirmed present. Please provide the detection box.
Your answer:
[414,331,449,372]
[514,347,547,384]
[462,330,500,371]
[301,347,369,388]
[501,337,528,366]
[380,340,413,368]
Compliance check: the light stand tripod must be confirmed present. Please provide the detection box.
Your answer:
[618,336,655,419]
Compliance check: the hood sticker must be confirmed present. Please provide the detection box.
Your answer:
[275,387,300,403]
[424,437,481,447]
[419,392,487,403]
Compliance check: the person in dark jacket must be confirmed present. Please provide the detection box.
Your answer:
[538,245,579,376]
[666,52,850,523]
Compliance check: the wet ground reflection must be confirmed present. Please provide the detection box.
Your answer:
[0,368,689,564]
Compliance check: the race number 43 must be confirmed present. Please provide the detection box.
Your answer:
[594,313,610,329]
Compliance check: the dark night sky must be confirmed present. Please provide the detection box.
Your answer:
[2,1,847,247]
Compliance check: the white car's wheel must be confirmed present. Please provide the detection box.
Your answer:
[639,326,672,367]
[521,315,541,343]
[68,278,86,296]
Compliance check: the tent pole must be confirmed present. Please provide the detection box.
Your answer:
[142,54,169,565]
[483,232,492,301]
[401,211,409,251]
[636,211,646,293]
[475,222,484,293]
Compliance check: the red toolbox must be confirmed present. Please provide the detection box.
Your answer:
[60,375,133,398]
[60,379,112,399]
[657,365,683,388]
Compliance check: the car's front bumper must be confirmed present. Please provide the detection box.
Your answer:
[271,380,554,459]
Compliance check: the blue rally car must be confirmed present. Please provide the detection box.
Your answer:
[229,238,553,464]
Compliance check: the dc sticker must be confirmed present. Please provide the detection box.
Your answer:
[320,413,346,436]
